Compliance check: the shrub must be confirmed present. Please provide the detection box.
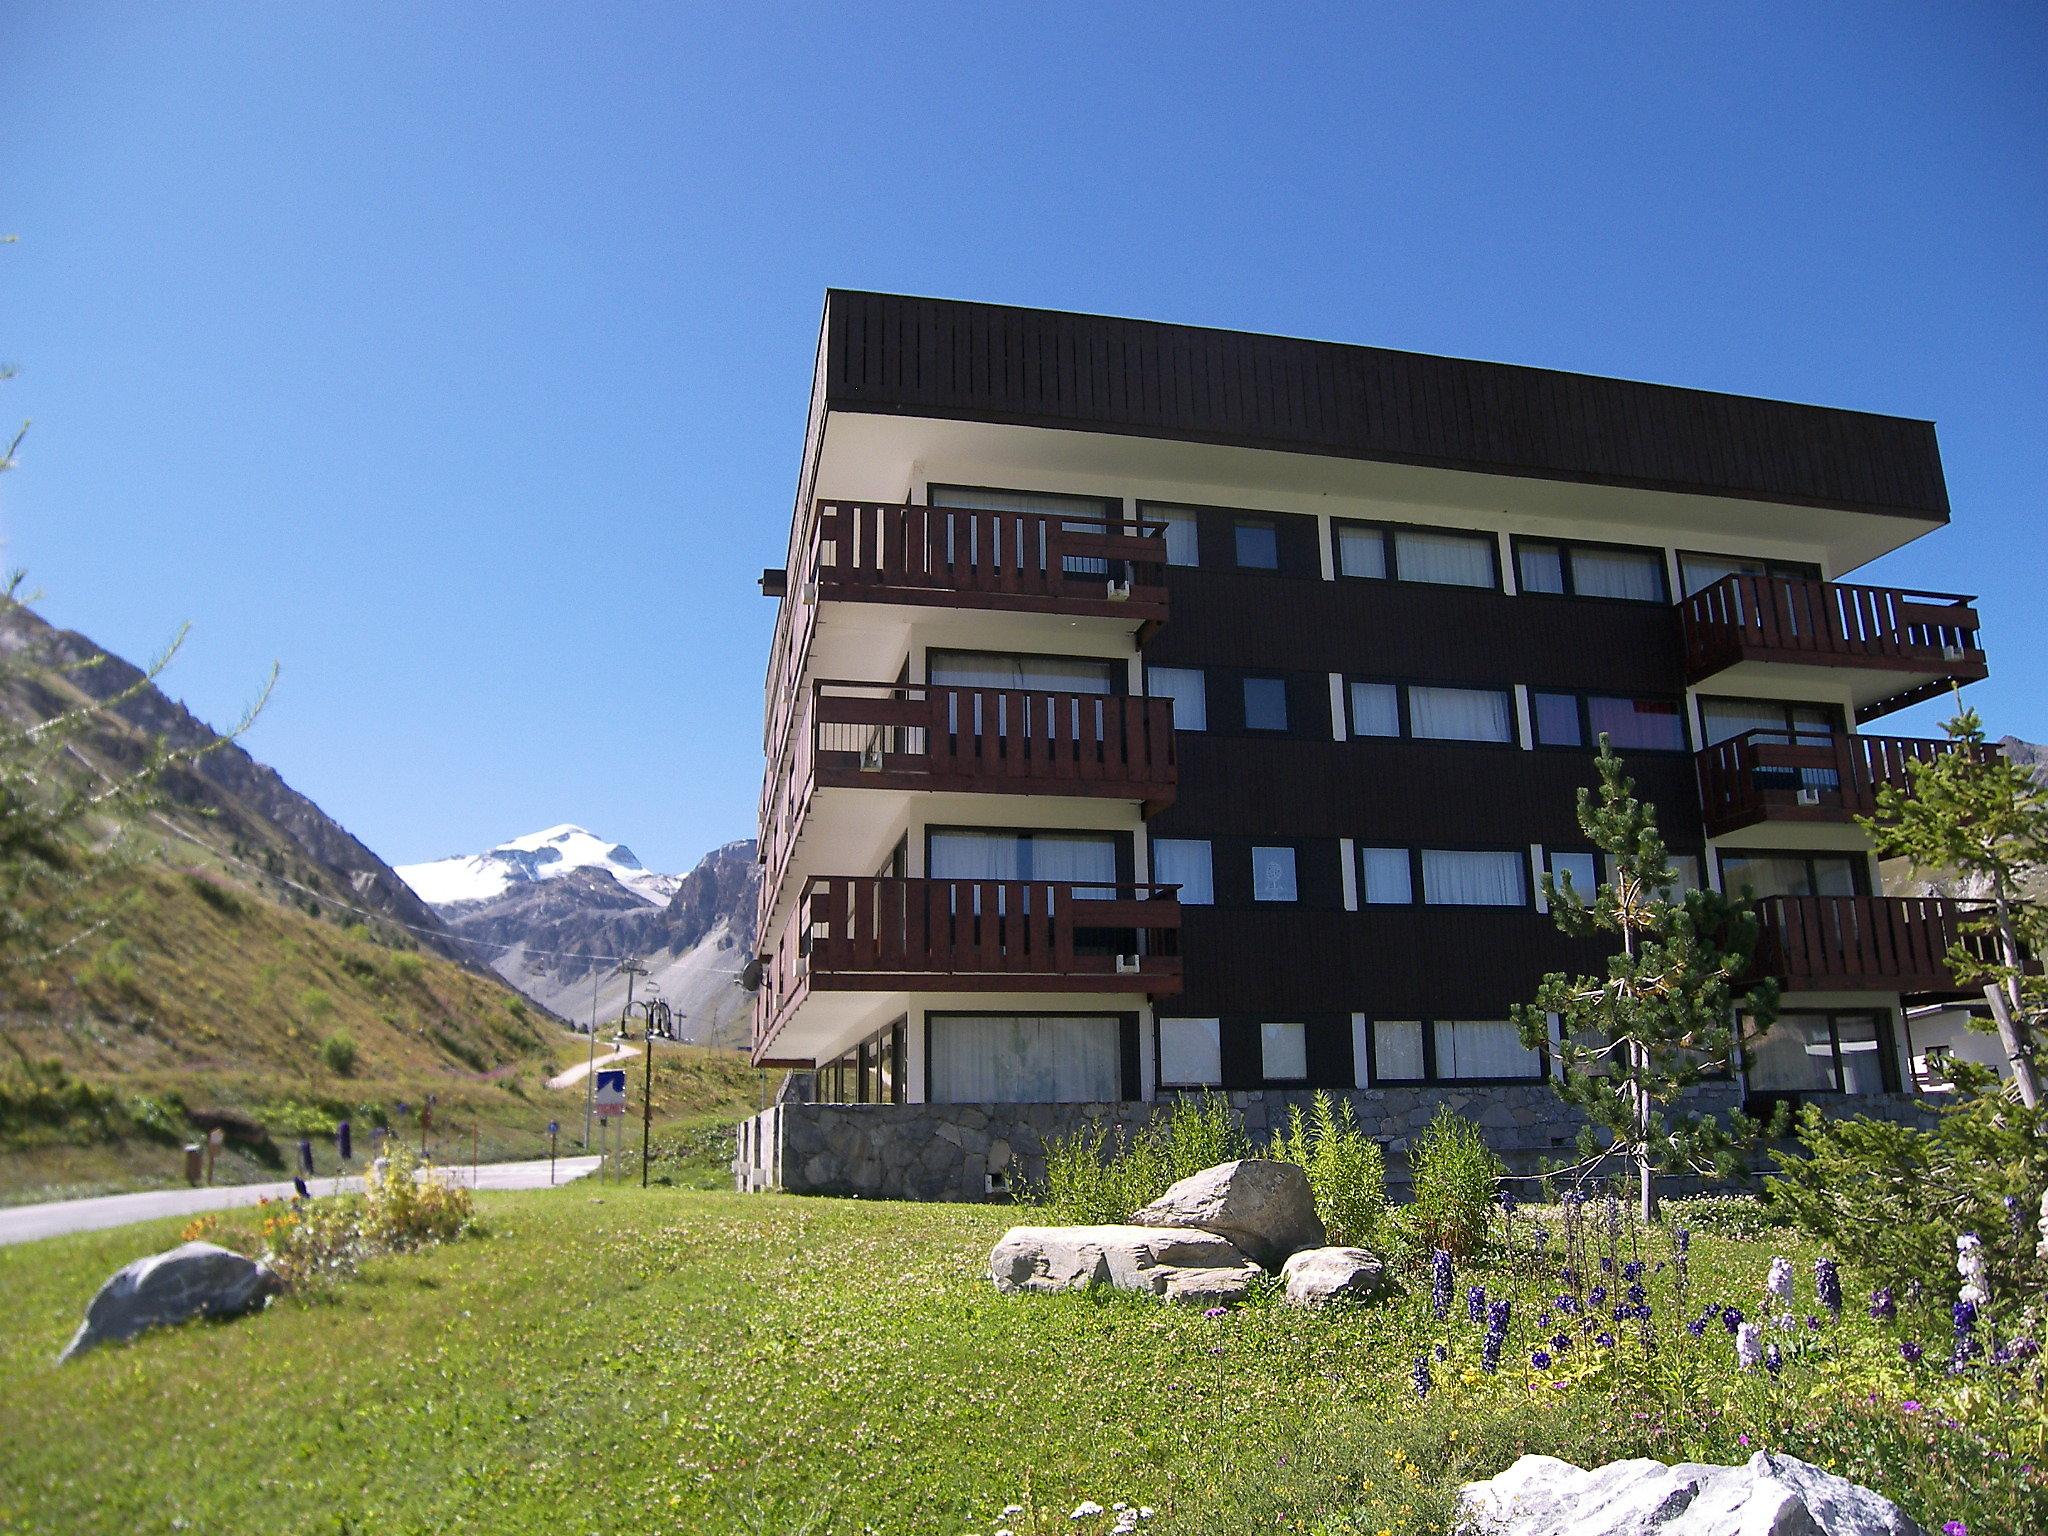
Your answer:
[297,986,335,1020]
[320,1030,358,1076]
[1268,1091,1387,1246]
[259,1197,365,1291]
[1407,1107,1502,1257]
[185,873,245,917]
[389,952,426,983]
[1660,1192,1775,1241]
[359,1145,474,1251]
[1032,1093,1250,1223]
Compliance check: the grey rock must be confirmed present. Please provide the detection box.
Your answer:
[1455,1451,1927,1535]
[1159,1261,1263,1307]
[60,1241,277,1363]
[989,1224,1257,1299]
[1280,1246,1394,1306]
[1129,1159,1325,1268]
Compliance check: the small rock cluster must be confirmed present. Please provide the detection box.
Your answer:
[989,1158,1392,1308]
[1456,1450,1929,1536]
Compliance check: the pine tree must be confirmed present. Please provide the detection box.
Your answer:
[1857,704,2045,1110]
[1512,739,1780,1219]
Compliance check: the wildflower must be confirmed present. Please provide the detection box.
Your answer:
[1626,1283,1646,1309]
[2004,1194,2024,1236]
[1467,1285,1488,1324]
[1735,1322,1764,1371]
[1595,1330,1616,1348]
[1412,1354,1433,1400]
[1673,1227,1691,1255]
[1551,1332,1572,1354]
[1943,1522,1968,1536]
[1721,1306,1745,1334]
[1956,1233,1989,1311]
[1870,1287,1896,1322]
[1901,1340,1924,1364]
[1071,1502,1105,1520]
[1815,1258,1841,1317]
[1481,1300,1511,1373]
[1685,1317,1707,1339]
[1765,1255,1794,1306]
[1499,1192,1518,1216]
[1951,1298,1982,1371]
[1434,1343,1447,1362]
[1202,1306,1228,1320]
[1530,1349,1552,1370]
[1589,1284,1608,1307]
[1556,1293,1581,1316]
[1430,1249,1454,1318]
[1622,1260,1643,1282]
[1531,1225,1550,1255]
[1764,1342,1783,1377]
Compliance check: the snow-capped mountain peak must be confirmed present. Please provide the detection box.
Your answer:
[396,825,681,908]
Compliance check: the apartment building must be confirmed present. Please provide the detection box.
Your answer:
[735,291,1990,1201]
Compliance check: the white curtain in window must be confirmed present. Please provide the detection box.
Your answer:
[1359,847,1412,904]
[927,830,1025,881]
[1158,1018,1221,1087]
[1149,506,1200,567]
[1395,529,1494,587]
[1423,849,1524,906]
[1350,682,1400,737]
[1746,1016,1836,1092]
[928,1015,1121,1104]
[1147,666,1207,731]
[1337,526,1387,579]
[1252,846,1298,901]
[1435,1021,1541,1079]
[1548,851,1598,896]
[1372,1020,1425,1081]
[1026,834,1117,894]
[1261,1021,1308,1081]
[929,651,1115,694]
[1700,699,1789,746]
[1572,547,1664,601]
[1517,544,1566,593]
[1151,839,1213,904]
[1409,686,1513,743]
[1587,696,1685,751]
[930,487,1111,572]
[1836,1017,1886,1094]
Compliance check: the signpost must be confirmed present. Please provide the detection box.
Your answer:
[593,1069,626,1180]
[547,1120,559,1185]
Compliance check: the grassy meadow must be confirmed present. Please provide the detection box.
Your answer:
[2,1184,2039,1536]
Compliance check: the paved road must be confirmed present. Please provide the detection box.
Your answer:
[0,1156,604,1248]
[546,1044,637,1089]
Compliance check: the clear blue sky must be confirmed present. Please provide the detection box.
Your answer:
[8,4,2044,875]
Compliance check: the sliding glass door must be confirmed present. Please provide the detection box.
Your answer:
[927,1014,1122,1103]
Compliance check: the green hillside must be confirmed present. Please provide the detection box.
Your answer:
[0,861,763,1203]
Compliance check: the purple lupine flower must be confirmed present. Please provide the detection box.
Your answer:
[1765,1255,1795,1306]
[1952,1298,1982,1371]
[2005,1195,2024,1236]
[1943,1521,1968,1536]
[1901,1339,1924,1364]
[1870,1287,1896,1322]
[1721,1306,1745,1334]
[1599,1256,1614,1273]
[1589,1284,1608,1307]
[1435,1343,1448,1362]
[1412,1354,1432,1399]
[1674,1227,1691,1255]
[1430,1249,1454,1319]
[1467,1285,1488,1324]
[1531,1225,1550,1255]
[1551,1332,1572,1354]
[1203,1306,1229,1320]
[1686,1317,1709,1339]
[1765,1342,1783,1377]
[1557,1294,1581,1316]
[1499,1192,1518,1217]
[1530,1348,1552,1370]
[1481,1299,1511,1374]
[1595,1330,1616,1348]
[1815,1258,1842,1318]
[1622,1260,1643,1282]
[1627,1283,1646,1309]
[1735,1321,1764,1371]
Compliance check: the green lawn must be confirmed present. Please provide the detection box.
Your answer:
[1,1189,2038,1535]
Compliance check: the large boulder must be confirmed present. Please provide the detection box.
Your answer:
[989,1224,1262,1304]
[1280,1245,1393,1307]
[1456,1451,1927,1535]
[1128,1159,1325,1268]
[59,1241,277,1363]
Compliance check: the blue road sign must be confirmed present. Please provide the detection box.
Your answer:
[547,1120,559,1136]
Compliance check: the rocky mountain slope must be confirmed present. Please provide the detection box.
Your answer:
[404,834,759,1049]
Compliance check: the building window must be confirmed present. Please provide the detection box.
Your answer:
[1358,847,1413,905]
[1515,539,1668,602]
[928,1014,1122,1104]
[1545,849,1598,898]
[1332,521,1498,589]
[1531,691,1687,752]
[1433,1020,1544,1080]
[1348,681,1513,743]
[1678,552,1822,598]
[1151,839,1213,904]
[1159,1017,1222,1089]
[1144,505,1201,567]
[1261,1021,1308,1082]
[1718,851,1863,900]
[1371,1020,1425,1081]
[1242,676,1289,731]
[1746,1011,1892,1095]
[815,1020,907,1105]
[1251,845,1298,902]
[1421,849,1526,906]
[1408,685,1514,743]
[1234,520,1279,570]
[1146,665,1207,731]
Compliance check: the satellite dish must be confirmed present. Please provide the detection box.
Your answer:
[739,957,764,993]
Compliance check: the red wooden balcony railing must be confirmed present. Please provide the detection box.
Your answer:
[1695,731,1977,836]
[1749,895,1981,994]
[1679,575,1985,701]
[757,875,1183,1053]
[808,501,1170,623]
[811,680,1177,810]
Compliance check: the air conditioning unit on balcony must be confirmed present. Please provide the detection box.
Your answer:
[1941,642,1967,661]
[793,954,810,979]
[1795,787,1822,806]
[1115,954,1141,975]
[801,580,820,604]
[1105,576,1131,601]
[859,740,884,773]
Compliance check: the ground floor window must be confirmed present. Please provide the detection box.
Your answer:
[816,1019,907,1105]
[1157,1016,1222,1089]
[1746,1010,1894,1095]
[1367,1017,1543,1083]
[927,1013,1122,1104]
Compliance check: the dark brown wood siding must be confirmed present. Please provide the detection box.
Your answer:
[821,292,1950,521]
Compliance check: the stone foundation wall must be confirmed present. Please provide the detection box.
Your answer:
[730,1083,1761,1203]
